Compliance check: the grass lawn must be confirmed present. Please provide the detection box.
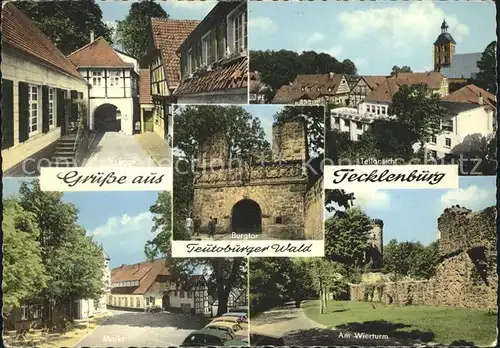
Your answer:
[303,300,496,346]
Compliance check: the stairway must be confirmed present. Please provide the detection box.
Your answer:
[50,134,78,167]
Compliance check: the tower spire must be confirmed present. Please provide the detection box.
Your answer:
[441,19,448,33]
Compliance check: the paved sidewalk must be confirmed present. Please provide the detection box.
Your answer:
[135,132,171,167]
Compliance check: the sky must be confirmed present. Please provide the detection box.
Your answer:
[3,178,161,269]
[98,0,217,44]
[243,104,282,143]
[248,1,496,75]
[325,176,496,247]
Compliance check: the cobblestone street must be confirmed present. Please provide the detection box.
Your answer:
[75,310,210,347]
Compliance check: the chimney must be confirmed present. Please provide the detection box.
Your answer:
[329,72,334,79]
[478,92,484,105]
[90,30,95,43]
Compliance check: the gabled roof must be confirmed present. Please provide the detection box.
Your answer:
[250,71,270,94]
[151,18,200,87]
[139,69,153,104]
[1,3,84,80]
[361,75,388,90]
[173,56,248,97]
[387,72,445,89]
[271,73,348,103]
[443,84,496,109]
[439,53,482,79]
[111,258,170,294]
[67,37,134,68]
[366,72,446,102]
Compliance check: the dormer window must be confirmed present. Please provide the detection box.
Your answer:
[227,3,247,54]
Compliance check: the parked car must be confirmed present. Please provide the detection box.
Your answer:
[180,328,247,347]
[222,312,248,323]
[210,316,249,330]
[230,307,248,314]
[204,321,248,341]
[146,305,162,313]
[249,332,285,346]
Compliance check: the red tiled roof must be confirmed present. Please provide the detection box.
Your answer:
[366,72,447,102]
[387,72,445,89]
[151,18,200,88]
[361,75,388,90]
[271,73,346,103]
[443,84,496,109]
[139,69,153,104]
[111,258,169,294]
[68,37,134,68]
[1,3,84,80]
[173,56,248,97]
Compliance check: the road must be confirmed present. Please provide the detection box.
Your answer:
[75,310,210,347]
[82,132,157,167]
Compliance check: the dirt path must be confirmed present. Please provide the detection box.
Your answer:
[251,301,325,336]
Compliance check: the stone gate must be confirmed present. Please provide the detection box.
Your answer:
[192,117,322,239]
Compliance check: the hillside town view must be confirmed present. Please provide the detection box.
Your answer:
[249,1,496,175]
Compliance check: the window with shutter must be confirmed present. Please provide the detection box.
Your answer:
[18,82,30,142]
[29,85,41,136]
[1,79,14,149]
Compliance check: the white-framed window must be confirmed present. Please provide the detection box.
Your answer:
[202,32,212,65]
[187,49,193,75]
[21,305,29,320]
[445,138,452,148]
[228,6,247,54]
[180,291,185,298]
[136,298,140,308]
[109,70,121,86]
[92,70,103,86]
[29,85,39,136]
[430,136,437,144]
[48,88,55,128]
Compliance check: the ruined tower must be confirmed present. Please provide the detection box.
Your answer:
[272,116,308,162]
[433,20,456,72]
[368,219,384,269]
[197,132,229,169]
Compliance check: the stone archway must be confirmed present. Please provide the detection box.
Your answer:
[231,199,262,233]
[94,103,121,132]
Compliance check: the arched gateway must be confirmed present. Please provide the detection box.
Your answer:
[231,199,262,233]
[94,103,121,132]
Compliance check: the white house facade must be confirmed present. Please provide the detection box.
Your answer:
[68,37,140,135]
[1,2,88,175]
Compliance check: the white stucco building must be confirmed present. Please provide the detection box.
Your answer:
[331,84,496,158]
[1,2,89,175]
[67,36,140,135]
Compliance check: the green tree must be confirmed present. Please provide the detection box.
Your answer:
[288,259,316,308]
[168,258,248,316]
[410,241,440,280]
[324,207,372,267]
[249,258,295,314]
[2,199,48,314]
[390,65,413,76]
[388,83,446,148]
[172,157,194,241]
[324,189,355,215]
[473,41,497,93]
[309,258,342,314]
[18,180,105,322]
[175,106,271,164]
[16,0,113,55]
[249,50,358,101]
[145,191,172,258]
[115,0,169,67]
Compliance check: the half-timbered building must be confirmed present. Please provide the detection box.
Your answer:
[173,0,248,104]
[149,18,200,138]
[67,36,140,135]
[108,258,210,316]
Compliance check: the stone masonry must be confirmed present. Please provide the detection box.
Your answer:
[350,205,497,309]
[192,117,323,239]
